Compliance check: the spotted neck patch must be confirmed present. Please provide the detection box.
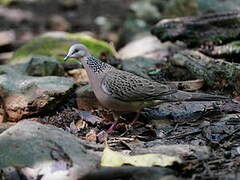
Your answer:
[86,56,108,73]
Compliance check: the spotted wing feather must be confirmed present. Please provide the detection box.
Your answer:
[101,70,177,102]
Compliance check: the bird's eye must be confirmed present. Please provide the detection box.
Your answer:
[73,49,79,54]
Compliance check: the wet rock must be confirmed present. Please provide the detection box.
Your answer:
[0,67,74,121]
[13,31,113,62]
[0,120,99,178]
[142,101,223,122]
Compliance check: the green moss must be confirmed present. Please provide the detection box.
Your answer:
[13,33,113,63]
[0,0,12,5]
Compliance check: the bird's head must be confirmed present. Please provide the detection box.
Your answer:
[64,44,89,61]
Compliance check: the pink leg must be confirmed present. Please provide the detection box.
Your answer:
[106,112,120,134]
[131,111,143,125]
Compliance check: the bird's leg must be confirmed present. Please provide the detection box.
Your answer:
[106,112,120,134]
[131,111,143,125]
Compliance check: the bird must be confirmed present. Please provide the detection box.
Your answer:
[64,44,228,133]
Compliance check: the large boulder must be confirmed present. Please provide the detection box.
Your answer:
[0,120,100,178]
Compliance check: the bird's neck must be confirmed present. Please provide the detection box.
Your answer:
[81,55,110,74]
[80,55,112,87]
[80,55,112,89]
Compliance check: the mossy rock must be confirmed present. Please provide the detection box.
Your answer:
[13,32,113,63]
[163,0,198,18]
[0,0,12,6]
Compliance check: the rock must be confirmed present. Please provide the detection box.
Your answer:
[47,15,70,31]
[0,66,74,121]
[75,85,102,111]
[142,101,223,122]
[0,0,12,5]
[163,0,198,18]
[25,56,65,76]
[198,0,240,13]
[0,122,14,134]
[121,57,161,79]
[0,30,15,46]
[13,31,113,62]
[131,143,209,159]
[0,52,13,64]
[152,11,240,47]
[0,120,99,178]
[118,35,182,60]
[130,1,161,23]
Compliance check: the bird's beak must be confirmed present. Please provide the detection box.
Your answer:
[64,55,70,61]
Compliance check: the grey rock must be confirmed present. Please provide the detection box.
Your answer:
[0,66,74,121]
[25,56,65,76]
[119,35,182,60]
[121,57,160,79]
[142,101,222,122]
[0,120,99,178]
[198,0,240,13]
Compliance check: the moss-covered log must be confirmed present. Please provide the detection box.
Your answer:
[170,50,240,94]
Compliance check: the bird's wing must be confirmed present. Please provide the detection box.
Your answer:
[101,70,177,102]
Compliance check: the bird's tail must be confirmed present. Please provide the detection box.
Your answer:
[160,90,228,102]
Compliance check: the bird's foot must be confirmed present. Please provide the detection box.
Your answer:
[130,112,143,126]
[106,119,119,134]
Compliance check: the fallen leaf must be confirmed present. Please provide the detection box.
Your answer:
[76,119,87,129]
[80,111,102,125]
[97,130,108,143]
[69,121,79,134]
[85,129,97,142]
[101,144,181,167]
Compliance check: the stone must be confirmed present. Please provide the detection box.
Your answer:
[118,35,182,60]
[121,57,161,79]
[198,0,240,13]
[142,101,223,123]
[0,120,99,178]
[0,68,74,121]
[130,1,161,23]
[163,0,198,18]
[25,56,65,76]
[0,30,15,46]
[47,15,70,32]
